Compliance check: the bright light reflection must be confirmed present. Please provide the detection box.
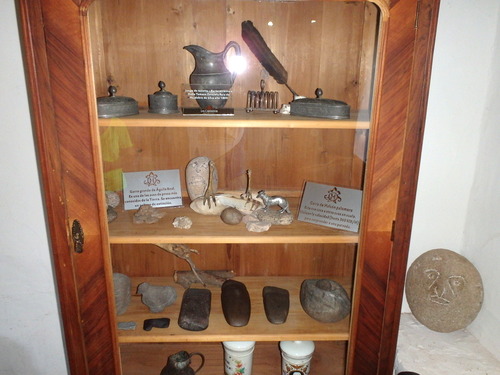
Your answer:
[227,55,248,74]
[311,19,317,24]
[268,21,274,26]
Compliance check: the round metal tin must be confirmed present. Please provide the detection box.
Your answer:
[97,86,139,118]
[290,88,350,119]
[148,81,179,114]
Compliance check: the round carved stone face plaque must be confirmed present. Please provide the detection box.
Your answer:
[405,248,483,332]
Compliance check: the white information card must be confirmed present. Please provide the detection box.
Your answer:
[298,181,362,232]
[122,169,182,210]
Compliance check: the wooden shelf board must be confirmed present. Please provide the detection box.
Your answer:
[117,276,351,344]
[108,199,359,244]
[99,109,370,129]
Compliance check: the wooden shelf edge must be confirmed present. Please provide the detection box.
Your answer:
[99,109,370,129]
[116,276,351,344]
[109,234,359,244]
[108,203,360,245]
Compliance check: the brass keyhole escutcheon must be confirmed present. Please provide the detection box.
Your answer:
[71,219,84,253]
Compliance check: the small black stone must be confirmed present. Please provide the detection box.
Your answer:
[143,317,170,331]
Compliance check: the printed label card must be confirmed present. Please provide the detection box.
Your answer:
[181,84,234,116]
[122,170,182,210]
[297,181,362,232]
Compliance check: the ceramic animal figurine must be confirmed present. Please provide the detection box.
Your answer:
[256,190,290,214]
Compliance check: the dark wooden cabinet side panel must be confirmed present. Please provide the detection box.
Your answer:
[379,1,441,373]
[18,0,120,374]
[17,1,87,373]
[349,1,423,373]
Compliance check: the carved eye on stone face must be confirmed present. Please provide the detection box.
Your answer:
[424,269,440,288]
[447,275,466,297]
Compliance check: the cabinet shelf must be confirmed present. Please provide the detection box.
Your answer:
[108,199,359,244]
[117,276,351,344]
[98,109,369,129]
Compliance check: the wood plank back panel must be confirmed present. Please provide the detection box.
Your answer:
[88,0,378,111]
[111,243,356,279]
[99,127,364,194]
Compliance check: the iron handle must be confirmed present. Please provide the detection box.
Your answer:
[71,219,84,253]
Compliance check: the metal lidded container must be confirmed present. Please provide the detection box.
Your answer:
[290,88,350,120]
[97,86,139,118]
[148,81,179,114]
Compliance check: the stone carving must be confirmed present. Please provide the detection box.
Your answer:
[173,216,193,229]
[133,204,165,224]
[185,156,218,201]
[106,191,120,208]
[242,213,272,232]
[405,248,483,332]
[300,279,351,323]
[220,207,244,225]
[117,321,136,331]
[137,282,177,313]
[106,191,120,223]
[113,273,131,315]
[256,209,293,225]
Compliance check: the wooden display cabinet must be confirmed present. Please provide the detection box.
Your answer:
[17,0,440,374]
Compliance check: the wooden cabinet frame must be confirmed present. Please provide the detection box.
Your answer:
[17,0,440,374]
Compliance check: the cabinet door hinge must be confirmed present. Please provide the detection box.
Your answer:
[415,0,421,29]
[391,220,396,241]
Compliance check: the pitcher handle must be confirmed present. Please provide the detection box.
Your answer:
[223,41,241,82]
[189,352,205,374]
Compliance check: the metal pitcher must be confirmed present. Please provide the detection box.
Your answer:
[160,351,205,375]
[184,41,241,109]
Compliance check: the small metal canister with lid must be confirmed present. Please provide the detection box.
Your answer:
[148,81,179,114]
[97,86,139,118]
[290,88,350,119]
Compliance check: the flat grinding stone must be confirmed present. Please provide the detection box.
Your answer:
[262,286,290,324]
[221,280,251,327]
[178,288,211,331]
[405,248,483,332]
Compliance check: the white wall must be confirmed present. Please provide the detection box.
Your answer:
[405,0,500,361]
[1,0,498,373]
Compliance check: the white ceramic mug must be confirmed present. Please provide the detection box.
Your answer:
[280,341,315,375]
[223,341,255,375]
